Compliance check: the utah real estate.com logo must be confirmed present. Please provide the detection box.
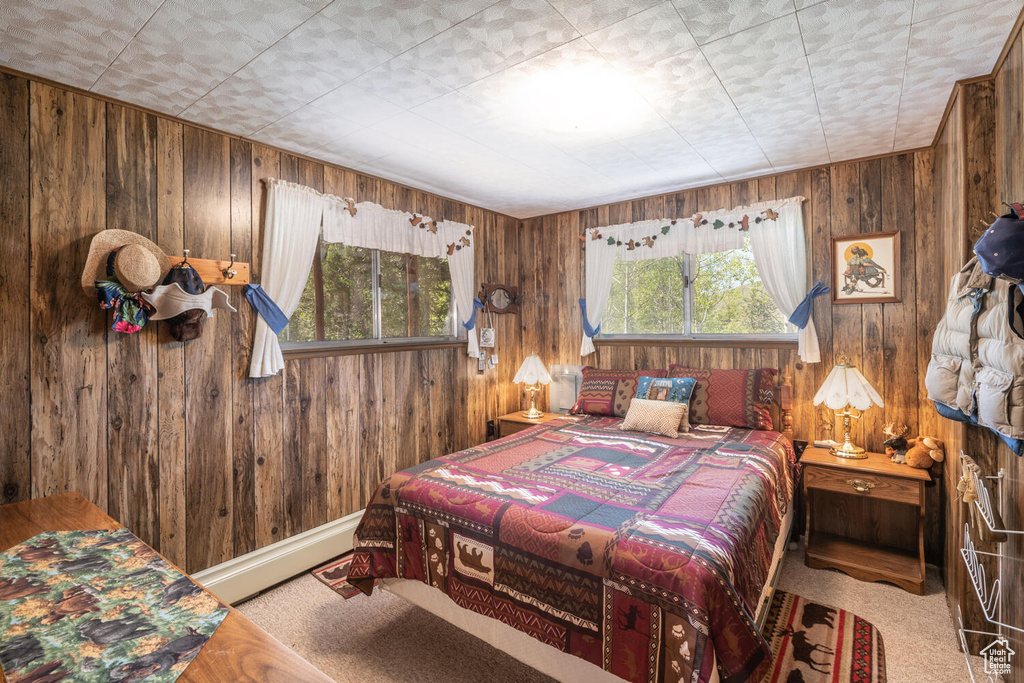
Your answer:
[981,636,1014,680]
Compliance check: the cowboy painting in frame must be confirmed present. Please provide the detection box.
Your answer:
[831,231,902,304]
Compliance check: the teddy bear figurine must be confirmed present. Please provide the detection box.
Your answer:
[905,436,945,469]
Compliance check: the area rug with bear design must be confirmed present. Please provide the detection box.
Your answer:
[760,589,885,683]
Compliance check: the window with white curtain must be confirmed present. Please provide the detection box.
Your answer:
[279,241,457,345]
[602,236,795,338]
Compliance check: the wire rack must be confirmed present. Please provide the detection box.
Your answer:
[958,451,1023,682]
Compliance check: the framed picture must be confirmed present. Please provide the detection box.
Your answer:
[831,231,901,304]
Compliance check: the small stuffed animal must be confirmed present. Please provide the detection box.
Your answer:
[883,422,910,463]
[905,436,945,469]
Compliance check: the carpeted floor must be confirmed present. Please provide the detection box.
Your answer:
[237,546,983,682]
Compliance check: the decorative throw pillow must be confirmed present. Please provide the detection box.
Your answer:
[620,398,688,438]
[666,366,777,430]
[570,367,667,417]
[635,376,698,432]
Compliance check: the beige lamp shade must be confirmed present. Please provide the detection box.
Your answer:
[513,353,551,386]
[812,362,883,411]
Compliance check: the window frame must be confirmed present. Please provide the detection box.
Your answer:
[598,251,799,343]
[279,239,462,358]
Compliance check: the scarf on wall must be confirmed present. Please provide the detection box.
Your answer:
[95,249,154,334]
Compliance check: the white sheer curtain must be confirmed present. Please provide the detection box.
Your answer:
[580,197,821,361]
[249,179,324,378]
[580,239,617,356]
[322,196,480,357]
[749,204,821,363]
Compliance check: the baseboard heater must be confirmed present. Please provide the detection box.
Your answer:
[193,509,363,605]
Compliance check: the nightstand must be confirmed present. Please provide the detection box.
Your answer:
[496,411,563,438]
[801,446,931,595]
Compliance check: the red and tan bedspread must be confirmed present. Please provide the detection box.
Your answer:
[348,415,796,683]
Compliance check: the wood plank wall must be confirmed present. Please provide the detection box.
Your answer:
[933,23,1024,673]
[520,153,943,563]
[0,73,525,573]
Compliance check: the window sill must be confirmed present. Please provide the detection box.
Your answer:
[281,338,465,360]
[594,335,797,350]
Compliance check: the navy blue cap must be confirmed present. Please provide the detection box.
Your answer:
[975,211,1024,284]
[161,263,205,294]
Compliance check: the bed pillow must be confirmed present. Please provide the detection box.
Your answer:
[634,376,697,432]
[620,398,687,438]
[666,366,777,430]
[570,367,667,417]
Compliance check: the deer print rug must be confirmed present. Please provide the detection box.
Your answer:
[347,414,798,683]
[760,590,886,683]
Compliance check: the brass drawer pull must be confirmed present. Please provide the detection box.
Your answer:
[847,478,875,493]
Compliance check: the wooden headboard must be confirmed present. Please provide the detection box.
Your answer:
[777,371,794,443]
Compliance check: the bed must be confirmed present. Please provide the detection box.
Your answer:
[348,370,797,683]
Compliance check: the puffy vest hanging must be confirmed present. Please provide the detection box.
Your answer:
[925,257,1024,455]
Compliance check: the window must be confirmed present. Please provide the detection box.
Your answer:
[280,241,458,346]
[602,236,794,338]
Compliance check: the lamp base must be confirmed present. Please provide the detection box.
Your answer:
[830,443,868,459]
[522,386,543,419]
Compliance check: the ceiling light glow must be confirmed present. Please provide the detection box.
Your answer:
[509,64,644,136]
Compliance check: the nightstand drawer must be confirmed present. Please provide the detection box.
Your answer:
[804,466,921,505]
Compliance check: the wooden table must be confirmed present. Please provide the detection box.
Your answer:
[496,411,567,438]
[801,447,931,595]
[0,493,334,683]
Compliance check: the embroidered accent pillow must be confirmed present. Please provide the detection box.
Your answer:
[666,366,777,430]
[635,376,697,432]
[620,398,688,438]
[570,367,667,417]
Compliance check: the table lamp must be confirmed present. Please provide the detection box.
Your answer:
[514,353,551,419]
[812,358,883,459]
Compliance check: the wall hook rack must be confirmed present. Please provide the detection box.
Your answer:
[168,252,250,285]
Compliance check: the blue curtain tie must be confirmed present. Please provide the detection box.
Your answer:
[787,281,830,329]
[579,298,601,337]
[463,297,485,330]
[243,284,289,335]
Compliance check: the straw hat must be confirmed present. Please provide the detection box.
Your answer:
[81,230,170,294]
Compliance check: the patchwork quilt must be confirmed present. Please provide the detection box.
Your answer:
[348,415,796,683]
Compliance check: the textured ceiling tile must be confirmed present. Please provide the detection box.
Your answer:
[0,0,162,88]
[545,0,663,36]
[319,0,454,53]
[91,64,199,115]
[315,129,410,164]
[739,89,820,134]
[353,58,452,108]
[720,55,813,96]
[912,0,1021,24]
[180,76,307,136]
[908,0,1020,66]
[692,132,772,178]
[701,14,807,85]
[235,15,392,95]
[174,0,315,46]
[815,79,902,119]
[673,0,795,45]
[401,0,579,89]
[411,91,496,131]
[806,25,908,88]
[254,104,362,153]
[630,48,721,110]
[310,83,407,127]
[585,3,697,72]
[621,127,717,174]
[658,83,750,144]
[103,0,264,103]
[424,0,505,24]
[798,0,913,55]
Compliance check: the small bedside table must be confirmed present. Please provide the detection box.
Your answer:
[801,446,931,595]
[496,411,563,438]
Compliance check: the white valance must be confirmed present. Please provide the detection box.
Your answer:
[249,179,479,378]
[580,196,823,363]
[321,195,478,358]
